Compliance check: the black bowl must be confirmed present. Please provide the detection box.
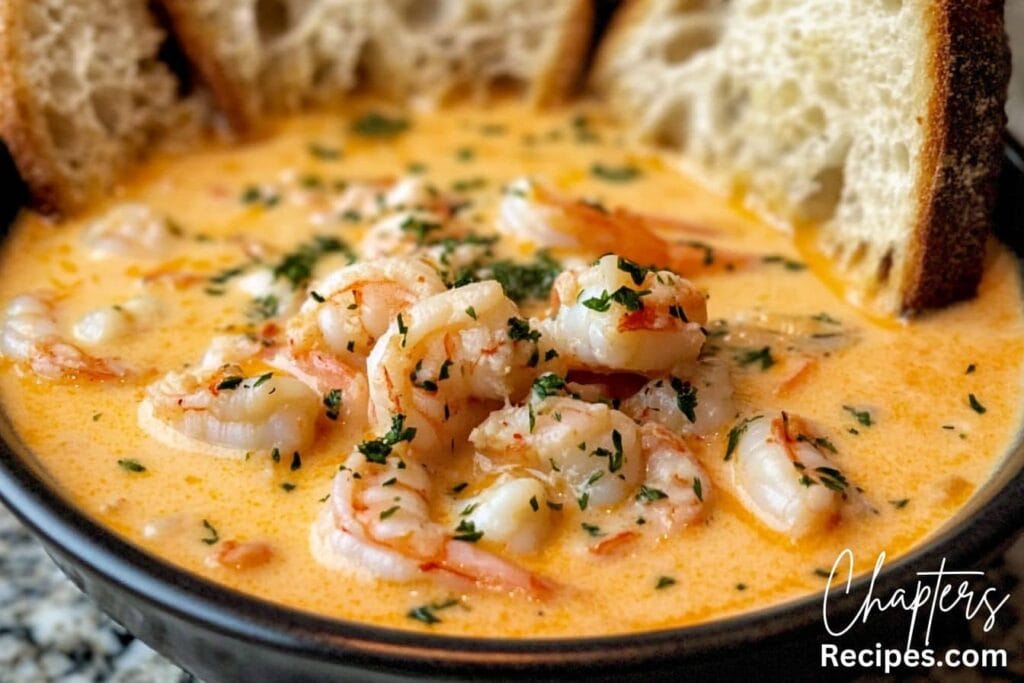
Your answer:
[1,140,1023,682]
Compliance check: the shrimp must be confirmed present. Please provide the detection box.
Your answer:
[286,257,446,363]
[470,388,710,538]
[0,293,127,379]
[459,475,553,555]
[637,423,712,532]
[274,257,446,417]
[139,336,320,459]
[72,296,162,346]
[498,178,750,275]
[366,281,541,455]
[537,254,708,375]
[728,412,849,539]
[470,394,646,509]
[622,358,736,436]
[82,203,180,260]
[310,447,554,594]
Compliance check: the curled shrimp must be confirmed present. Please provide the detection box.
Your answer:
[274,257,447,420]
[538,254,708,375]
[366,281,540,455]
[286,257,446,363]
[622,358,736,436]
[470,387,710,546]
[498,178,750,275]
[310,448,555,595]
[470,393,646,509]
[0,293,127,380]
[139,336,320,459]
[637,422,712,532]
[729,412,850,539]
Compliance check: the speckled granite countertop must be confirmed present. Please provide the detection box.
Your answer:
[2,7,1024,683]
[0,507,193,683]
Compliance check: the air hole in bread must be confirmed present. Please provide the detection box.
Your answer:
[44,106,77,155]
[892,142,909,173]
[653,101,691,150]
[90,90,122,137]
[256,0,291,43]
[876,248,894,284]
[402,0,453,28]
[47,69,77,102]
[661,24,722,64]
[848,242,868,268]
[801,164,845,222]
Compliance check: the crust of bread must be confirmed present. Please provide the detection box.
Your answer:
[594,0,1011,316]
[530,0,594,106]
[901,0,1010,313]
[0,1,68,213]
[158,0,258,133]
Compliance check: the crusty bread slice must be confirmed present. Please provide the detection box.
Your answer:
[592,0,1010,315]
[158,0,593,132]
[0,0,186,214]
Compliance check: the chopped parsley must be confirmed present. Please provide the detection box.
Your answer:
[379,505,400,520]
[968,394,987,414]
[216,376,244,391]
[400,215,442,243]
[582,286,649,313]
[591,163,642,183]
[407,598,458,625]
[247,294,279,321]
[458,252,561,303]
[357,414,417,464]
[201,519,219,545]
[761,254,807,271]
[692,478,704,502]
[307,142,342,160]
[273,236,353,288]
[725,416,763,460]
[736,346,775,370]
[253,372,273,388]
[117,458,146,473]
[290,452,302,471]
[617,256,651,285]
[889,498,910,509]
[323,389,343,420]
[636,485,668,503]
[670,377,698,423]
[815,466,849,494]
[452,519,483,542]
[842,405,873,427]
[581,522,604,537]
[352,112,409,138]
[280,482,296,492]
[507,317,541,342]
[609,430,624,473]
[532,373,567,400]
[655,576,677,590]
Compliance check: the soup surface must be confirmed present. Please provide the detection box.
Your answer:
[1,101,1022,637]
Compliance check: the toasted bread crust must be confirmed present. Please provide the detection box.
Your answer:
[158,0,259,133]
[901,0,1010,313]
[0,1,69,213]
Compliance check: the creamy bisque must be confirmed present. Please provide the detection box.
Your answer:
[1,101,1022,637]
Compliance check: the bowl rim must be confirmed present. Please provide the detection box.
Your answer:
[0,138,1023,672]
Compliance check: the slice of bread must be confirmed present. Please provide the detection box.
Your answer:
[592,0,1010,315]
[0,0,186,214]
[158,0,593,132]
